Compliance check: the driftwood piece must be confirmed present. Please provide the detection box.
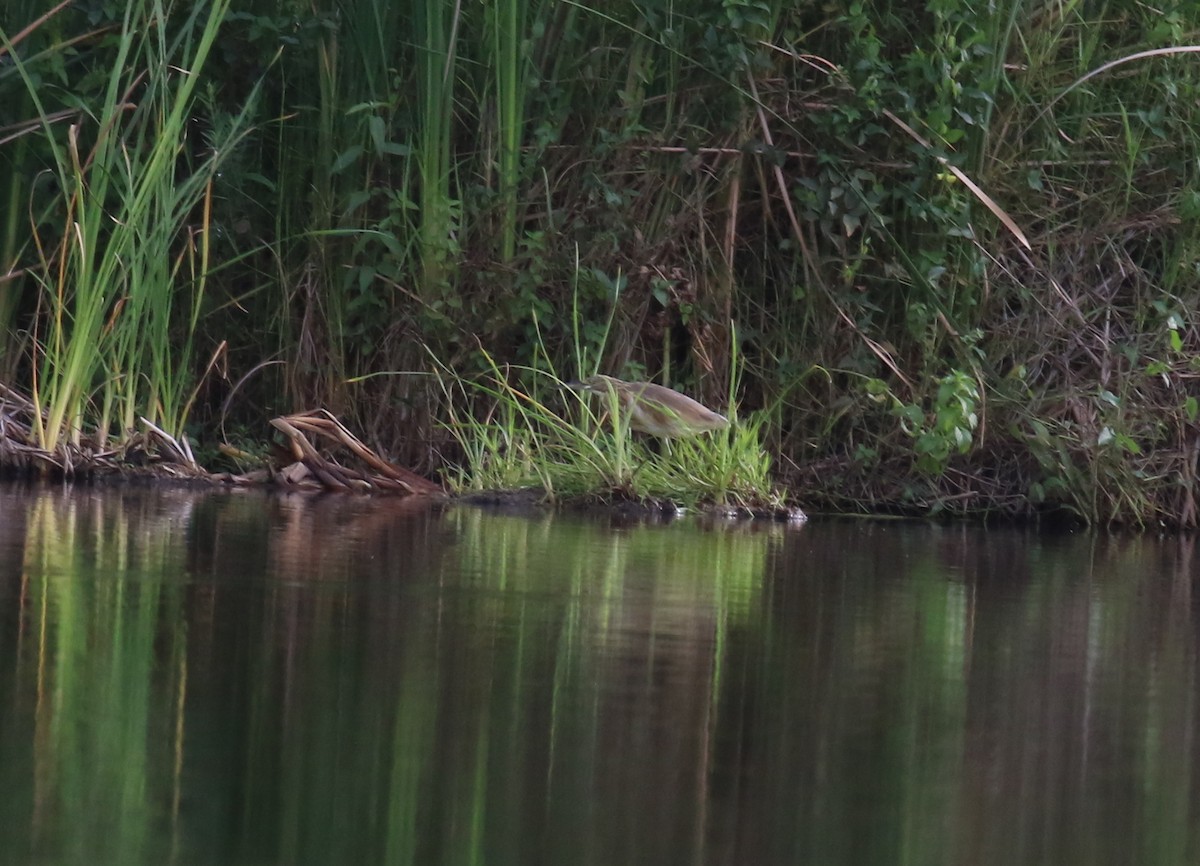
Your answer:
[269,409,443,496]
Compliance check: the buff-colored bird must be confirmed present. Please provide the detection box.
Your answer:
[568,374,729,438]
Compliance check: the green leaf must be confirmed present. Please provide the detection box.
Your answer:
[1116,433,1142,455]
[332,146,363,174]
[369,115,386,154]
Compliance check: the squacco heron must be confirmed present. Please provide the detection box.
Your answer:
[568,374,729,438]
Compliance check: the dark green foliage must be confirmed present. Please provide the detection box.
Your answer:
[3,0,1200,522]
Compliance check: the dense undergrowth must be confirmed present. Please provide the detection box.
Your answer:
[1,0,1199,523]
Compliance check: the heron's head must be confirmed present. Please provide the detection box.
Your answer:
[564,374,624,393]
[582,374,623,391]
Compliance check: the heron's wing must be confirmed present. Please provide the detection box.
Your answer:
[635,384,726,422]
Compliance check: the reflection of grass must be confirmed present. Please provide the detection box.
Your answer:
[434,350,782,508]
[447,508,773,616]
[439,506,776,841]
[22,493,186,863]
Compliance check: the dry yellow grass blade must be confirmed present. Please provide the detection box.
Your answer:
[883,109,1031,252]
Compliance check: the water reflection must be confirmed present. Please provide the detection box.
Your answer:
[0,486,1197,865]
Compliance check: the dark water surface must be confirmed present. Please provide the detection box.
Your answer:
[1,485,1198,865]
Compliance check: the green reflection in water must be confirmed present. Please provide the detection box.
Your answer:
[2,491,1200,865]
[438,509,771,866]
[18,492,188,864]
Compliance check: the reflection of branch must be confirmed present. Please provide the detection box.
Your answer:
[270,409,443,496]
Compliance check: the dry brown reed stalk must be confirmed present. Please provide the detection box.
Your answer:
[270,409,444,496]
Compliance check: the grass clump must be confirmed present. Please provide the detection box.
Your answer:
[435,356,781,511]
[2,0,255,456]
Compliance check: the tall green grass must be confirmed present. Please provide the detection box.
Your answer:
[433,306,780,507]
[415,0,460,300]
[3,0,254,451]
[486,0,532,263]
[0,0,73,374]
[3,0,1200,522]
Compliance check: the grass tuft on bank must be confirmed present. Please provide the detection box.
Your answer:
[435,360,781,510]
